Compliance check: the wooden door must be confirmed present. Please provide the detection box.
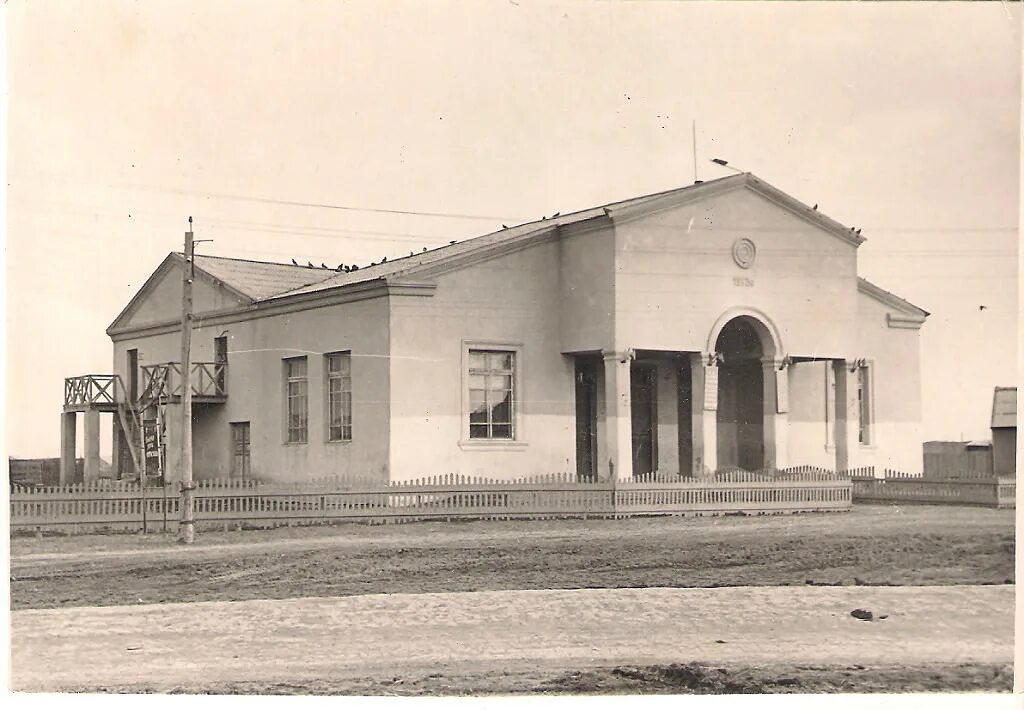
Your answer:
[214,336,228,394]
[575,362,598,480]
[631,364,657,476]
[230,422,251,480]
[127,349,139,402]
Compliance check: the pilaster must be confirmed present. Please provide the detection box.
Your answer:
[602,349,634,481]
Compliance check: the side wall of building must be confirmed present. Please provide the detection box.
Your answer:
[112,280,391,483]
[387,238,577,481]
[848,291,925,473]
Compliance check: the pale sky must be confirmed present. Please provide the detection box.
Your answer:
[4,0,1021,458]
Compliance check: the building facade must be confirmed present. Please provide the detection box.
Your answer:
[75,174,928,484]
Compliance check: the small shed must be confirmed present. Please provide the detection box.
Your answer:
[922,440,993,479]
[991,387,1016,477]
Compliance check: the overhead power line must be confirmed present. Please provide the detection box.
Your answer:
[122,183,521,222]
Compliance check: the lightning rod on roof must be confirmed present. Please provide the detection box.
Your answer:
[692,120,698,183]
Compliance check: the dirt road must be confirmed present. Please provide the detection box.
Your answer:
[11,506,1015,610]
[11,585,1012,692]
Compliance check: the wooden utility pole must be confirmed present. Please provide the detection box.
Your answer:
[179,218,196,544]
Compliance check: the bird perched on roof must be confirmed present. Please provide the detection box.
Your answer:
[336,264,345,272]
[855,228,862,235]
[350,264,359,271]
[321,263,329,269]
[812,204,818,210]
[551,212,560,218]
[306,261,315,268]
[344,265,351,272]
[449,240,457,244]
[422,247,428,252]
[502,224,509,229]
[291,258,299,266]
[381,256,387,263]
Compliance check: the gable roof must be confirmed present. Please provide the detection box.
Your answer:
[992,387,1016,429]
[856,278,930,318]
[271,172,869,300]
[192,253,337,301]
[114,173,928,323]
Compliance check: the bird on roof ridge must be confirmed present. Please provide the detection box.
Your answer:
[291,258,299,266]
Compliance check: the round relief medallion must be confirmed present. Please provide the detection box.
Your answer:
[732,238,756,269]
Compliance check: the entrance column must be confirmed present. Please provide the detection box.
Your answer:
[832,360,850,473]
[83,408,102,482]
[762,358,790,470]
[691,352,718,479]
[601,349,634,481]
[60,412,77,484]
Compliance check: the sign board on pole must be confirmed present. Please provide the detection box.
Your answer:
[142,419,163,479]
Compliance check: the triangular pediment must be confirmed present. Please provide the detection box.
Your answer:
[107,254,254,333]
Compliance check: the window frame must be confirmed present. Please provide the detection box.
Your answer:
[857,362,874,447]
[283,356,309,444]
[325,351,353,443]
[460,340,526,449]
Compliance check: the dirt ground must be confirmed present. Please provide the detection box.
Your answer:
[10,505,1015,610]
[10,586,1014,693]
[55,662,1014,695]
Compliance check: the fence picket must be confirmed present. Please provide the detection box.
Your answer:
[9,465,873,534]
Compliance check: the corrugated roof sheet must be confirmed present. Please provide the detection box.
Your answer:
[176,174,920,315]
[270,177,735,300]
[193,254,337,301]
[992,387,1016,429]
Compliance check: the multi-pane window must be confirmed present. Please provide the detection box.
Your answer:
[327,352,353,442]
[285,357,308,443]
[469,350,515,439]
[857,365,871,445]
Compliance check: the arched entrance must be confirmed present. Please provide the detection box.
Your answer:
[714,316,775,471]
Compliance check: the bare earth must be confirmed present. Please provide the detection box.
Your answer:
[9,506,1015,694]
[10,585,1013,693]
[9,506,1015,610]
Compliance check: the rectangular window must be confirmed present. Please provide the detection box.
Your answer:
[468,349,515,439]
[857,365,872,445]
[285,357,308,443]
[231,422,251,479]
[326,352,352,441]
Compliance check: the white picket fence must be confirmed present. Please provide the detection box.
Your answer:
[10,468,853,534]
[848,466,1015,508]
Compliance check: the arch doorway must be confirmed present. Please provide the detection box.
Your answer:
[715,317,772,470]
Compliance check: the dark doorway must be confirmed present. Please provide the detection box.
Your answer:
[677,358,693,476]
[715,319,765,471]
[574,361,599,481]
[214,335,228,394]
[126,349,138,402]
[631,364,658,476]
